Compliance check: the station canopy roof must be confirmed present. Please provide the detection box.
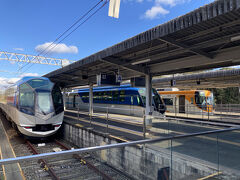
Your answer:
[45,0,240,88]
[152,68,240,89]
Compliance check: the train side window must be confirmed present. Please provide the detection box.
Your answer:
[191,98,194,104]
[98,92,103,102]
[107,91,113,102]
[136,96,141,106]
[119,90,125,102]
[131,96,133,105]
[82,92,89,103]
[102,91,107,102]
[19,83,35,115]
[113,91,118,103]
[163,98,173,106]
[93,92,97,103]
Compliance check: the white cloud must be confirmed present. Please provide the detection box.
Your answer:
[142,0,192,20]
[19,73,39,78]
[0,77,20,88]
[35,42,78,54]
[13,48,24,51]
[0,73,39,88]
[144,5,169,19]
[155,0,189,7]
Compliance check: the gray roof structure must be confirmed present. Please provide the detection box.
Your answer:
[45,0,240,88]
[152,68,240,88]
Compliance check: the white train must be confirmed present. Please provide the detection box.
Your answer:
[65,85,166,117]
[0,77,64,137]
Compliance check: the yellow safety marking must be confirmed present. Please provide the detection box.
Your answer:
[43,165,49,171]
[175,121,223,130]
[109,135,129,142]
[65,115,143,136]
[162,129,240,147]
[0,120,26,180]
[197,172,222,180]
[65,109,143,126]
[0,147,6,180]
[66,113,240,147]
[76,124,83,128]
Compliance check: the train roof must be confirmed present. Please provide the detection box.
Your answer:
[71,85,145,93]
[16,76,50,86]
[159,90,212,94]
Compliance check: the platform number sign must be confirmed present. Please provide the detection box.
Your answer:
[170,79,176,87]
[116,74,122,83]
[96,74,120,86]
[108,0,121,18]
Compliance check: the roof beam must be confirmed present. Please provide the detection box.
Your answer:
[100,57,148,75]
[159,37,214,59]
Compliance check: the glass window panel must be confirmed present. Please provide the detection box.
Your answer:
[37,92,54,115]
[19,83,34,115]
[27,79,53,90]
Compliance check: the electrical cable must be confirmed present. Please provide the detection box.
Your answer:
[20,1,108,75]
[19,0,107,74]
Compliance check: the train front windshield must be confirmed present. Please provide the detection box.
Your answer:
[19,79,64,116]
[195,91,214,111]
[138,88,165,114]
[36,90,54,115]
[206,93,214,105]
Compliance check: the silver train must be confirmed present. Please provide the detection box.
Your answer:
[0,77,64,137]
[65,85,166,117]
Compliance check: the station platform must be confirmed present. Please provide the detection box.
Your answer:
[64,108,238,142]
[0,115,25,180]
[166,111,240,125]
[64,109,144,141]
[63,109,240,179]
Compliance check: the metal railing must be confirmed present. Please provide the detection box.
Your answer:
[1,126,240,180]
[66,104,168,138]
[164,104,240,124]
[0,127,239,164]
[65,102,240,142]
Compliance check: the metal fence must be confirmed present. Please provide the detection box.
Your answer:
[1,127,240,179]
[164,104,240,124]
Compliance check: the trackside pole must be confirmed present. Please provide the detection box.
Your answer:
[89,83,93,128]
[144,74,152,137]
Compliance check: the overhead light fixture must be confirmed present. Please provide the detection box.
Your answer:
[230,35,240,42]
[131,58,151,65]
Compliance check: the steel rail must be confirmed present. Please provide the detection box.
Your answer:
[1,126,240,165]
[54,140,114,180]
[26,141,59,180]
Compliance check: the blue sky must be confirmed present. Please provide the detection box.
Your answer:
[0,0,214,85]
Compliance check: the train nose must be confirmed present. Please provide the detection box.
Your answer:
[35,111,55,121]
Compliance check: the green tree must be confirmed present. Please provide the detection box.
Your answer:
[207,87,240,104]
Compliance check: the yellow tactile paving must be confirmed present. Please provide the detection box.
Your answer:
[197,172,222,180]
[64,114,143,136]
[150,127,240,147]
[0,118,25,180]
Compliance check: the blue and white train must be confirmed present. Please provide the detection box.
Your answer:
[0,77,64,137]
[65,85,166,117]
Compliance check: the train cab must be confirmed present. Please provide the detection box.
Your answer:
[159,89,215,114]
[65,85,166,118]
[0,77,64,137]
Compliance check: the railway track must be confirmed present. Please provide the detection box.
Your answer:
[0,114,131,180]
[10,137,132,180]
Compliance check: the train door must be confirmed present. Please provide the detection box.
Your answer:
[130,95,134,115]
[179,95,185,113]
[73,95,76,108]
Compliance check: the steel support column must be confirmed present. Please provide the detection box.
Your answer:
[145,74,152,116]
[145,74,153,130]
[63,88,66,111]
[89,83,93,116]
